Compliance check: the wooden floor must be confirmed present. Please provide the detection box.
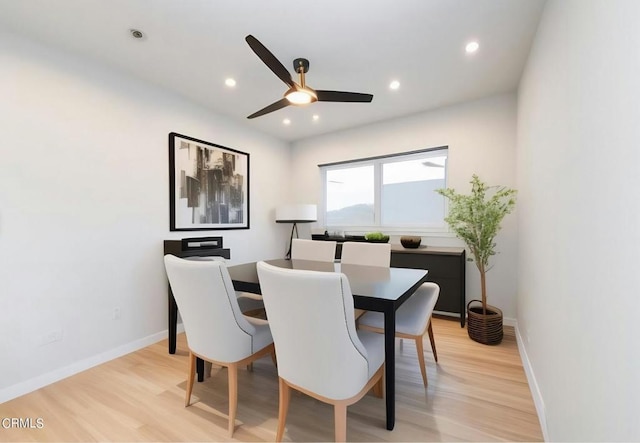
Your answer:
[0,317,542,442]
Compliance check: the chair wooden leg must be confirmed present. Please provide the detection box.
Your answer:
[427,320,438,362]
[333,403,347,442]
[228,363,238,437]
[185,352,196,407]
[204,360,213,379]
[372,367,384,398]
[415,336,428,387]
[276,378,291,442]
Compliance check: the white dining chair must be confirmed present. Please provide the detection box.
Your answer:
[290,238,337,262]
[256,261,384,442]
[339,242,390,321]
[163,254,275,437]
[341,242,439,386]
[340,241,391,267]
[183,255,265,316]
[359,282,440,387]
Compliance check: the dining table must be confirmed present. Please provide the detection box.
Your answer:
[227,258,429,431]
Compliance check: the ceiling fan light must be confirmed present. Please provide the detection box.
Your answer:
[286,90,313,105]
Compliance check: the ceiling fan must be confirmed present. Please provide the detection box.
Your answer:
[245,35,374,119]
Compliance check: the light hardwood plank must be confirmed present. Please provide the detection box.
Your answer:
[0,317,542,442]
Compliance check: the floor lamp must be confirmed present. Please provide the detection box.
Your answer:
[276,204,317,259]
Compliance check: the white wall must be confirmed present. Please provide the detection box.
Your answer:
[517,0,640,440]
[0,29,291,401]
[291,94,519,319]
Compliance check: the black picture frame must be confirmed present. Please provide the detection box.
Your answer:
[169,132,250,231]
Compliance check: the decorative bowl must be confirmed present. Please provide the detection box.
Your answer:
[400,236,422,248]
[364,232,390,243]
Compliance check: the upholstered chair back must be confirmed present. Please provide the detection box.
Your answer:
[164,254,259,362]
[340,241,391,267]
[257,261,374,400]
[290,238,337,262]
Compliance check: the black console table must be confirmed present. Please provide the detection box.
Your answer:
[315,236,466,326]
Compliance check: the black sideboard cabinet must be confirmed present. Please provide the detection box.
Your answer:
[389,245,466,326]
[318,237,466,327]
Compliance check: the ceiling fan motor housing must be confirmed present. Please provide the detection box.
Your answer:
[293,58,310,73]
[244,35,373,119]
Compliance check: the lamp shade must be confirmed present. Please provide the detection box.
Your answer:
[275,204,317,223]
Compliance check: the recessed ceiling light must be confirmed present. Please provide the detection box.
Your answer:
[130,29,144,39]
[312,114,319,121]
[283,118,291,125]
[389,80,400,90]
[465,41,479,54]
[225,78,236,87]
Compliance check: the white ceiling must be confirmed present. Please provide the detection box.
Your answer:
[0,0,546,142]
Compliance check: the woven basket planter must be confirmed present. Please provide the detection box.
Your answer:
[467,300,503,345]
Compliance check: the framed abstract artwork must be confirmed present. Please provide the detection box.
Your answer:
[169,132,249,231]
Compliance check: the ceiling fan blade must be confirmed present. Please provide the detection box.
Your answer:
[316,90,373,103]
[245,35,295,88]
[247,98,290,119]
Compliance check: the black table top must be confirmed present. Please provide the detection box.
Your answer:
[228,259,428,309]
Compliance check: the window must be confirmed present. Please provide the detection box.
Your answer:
[325,164,375,225]
[319,147,448,232]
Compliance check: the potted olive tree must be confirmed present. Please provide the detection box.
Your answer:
[436,175,516,345]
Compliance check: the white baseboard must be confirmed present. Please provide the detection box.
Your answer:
[0,324,185,404]
[515,323,549,441]
[435,310,517,328]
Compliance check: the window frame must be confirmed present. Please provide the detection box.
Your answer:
[319,146,449,234]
